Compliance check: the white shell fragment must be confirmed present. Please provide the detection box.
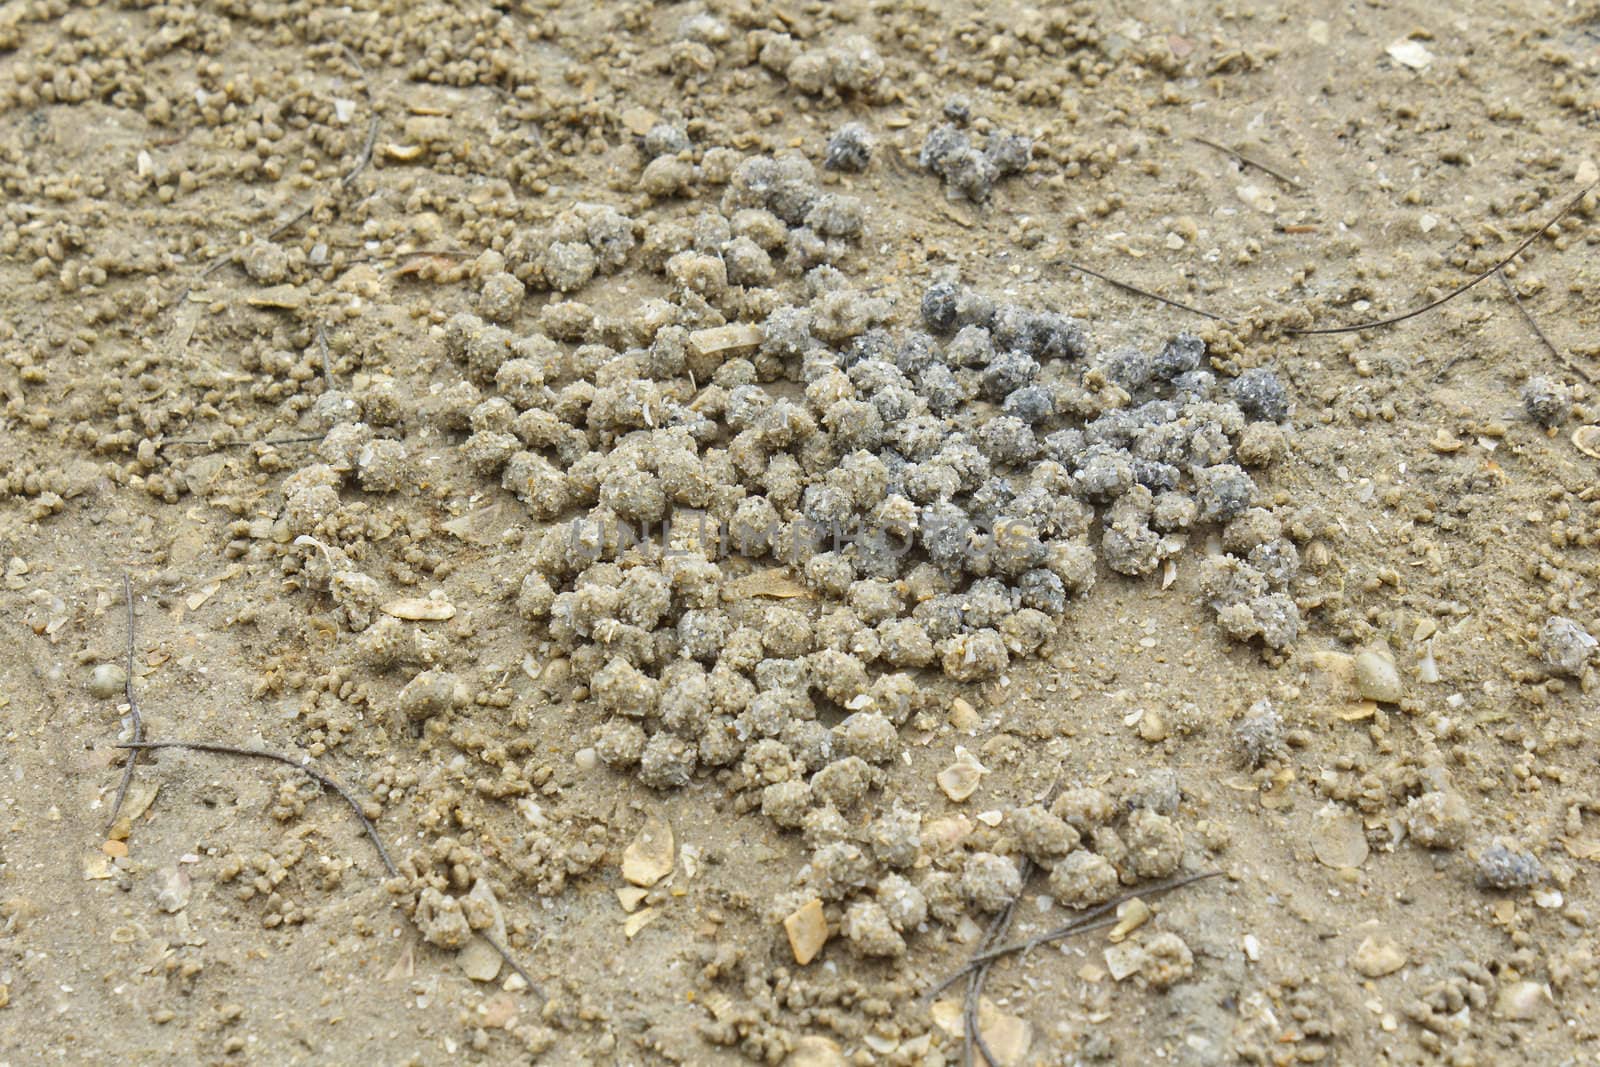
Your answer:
[1386,39,1434,70]
[381,597,456,621]
[688,323,764,359]
[623,907,660,939]
[786,1036,846,1066]
[621,810,675,887]
[1236,184,1276,214]
[1572,425,1600,460]
[1533,888,1563,909]
[1312,805,1370,869]
[930,997,1032,1066]
[936,747,986,802]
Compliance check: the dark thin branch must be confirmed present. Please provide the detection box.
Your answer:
[1495,268,1594,385]
[1056,259,1236,323]
[930,871,1223,1000]
[338,42,368,80]
[963,884,1021,1067]
[116,739,397,877]
[317,323,335,383]
[1496,269,1560,360]
[340,114,381,191]
[116,737,543,996]
[960,782,1060,1067]
[966,902,1017,1067]
[480,931,541,997]
[263,114,380,243]
[1052,182,1595,340]
[1191,135,1302,189]
[927,916,1121,1001]
[1288,181,1597,336]
[106,575,144,829]
[197,249,237,282]
[158,434,327,450]
[1497,267,1600,388]
[194,113,381,287]
[969,870,1221,970]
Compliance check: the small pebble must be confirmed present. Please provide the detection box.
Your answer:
[786,1035,847,1067]
[784,898,829,965]
[1539,615,1596,677]
[458,937,502,982]
[1107,897,1151,943]
[1312,805,1369,869]
[1351,936,1407,978]
[1476,839,1544,890]
[1353,649,1403,703]
[621,810,675,887]
[88,663,127,700]
[1406,791,1470,850]
[623,907,660,938]
[1495,981,1548,1020]
[1103,941,1146,981]
[1520,376,1570,428]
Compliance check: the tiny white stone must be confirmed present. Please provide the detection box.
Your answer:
[1386,39,1434,70]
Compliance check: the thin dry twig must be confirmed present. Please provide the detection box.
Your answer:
[158,433,327,450]
[929,871,1223,1001]
[117,736,543,995]
[106,574,144,829]
[1287,181,1596,336]
[192,113,380,287]
[341,114,381,189]
[117,739,397,875]
[1053,181,1595,341]
[479,932,539,994]
[1495,268,1594,385]
[316,323,334,383]
[1495,269,1560,360]
[1191,135,1302,189]
[338,41,368,80]
[263,114,380,243]
[1056,259,1236,323]
[959,783,1059,1067]
[963,871,1024,1067]
[107,586,542,996]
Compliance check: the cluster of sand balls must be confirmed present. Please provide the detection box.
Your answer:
[381,141,1301,800]
[772,778,1193,963]
[919,119,1033,202]
[273,140,1293,944]
[433,174,1287,946]
[429,269,1300,790]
